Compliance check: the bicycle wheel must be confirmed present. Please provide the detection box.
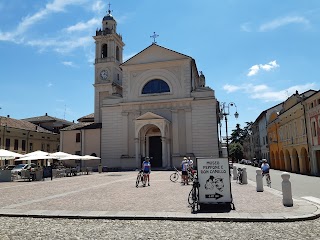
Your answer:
[170,172,179,182]
[188,189,193,205]
[267,175,271,187]
[191,187,199,213]
[136,173,141,187]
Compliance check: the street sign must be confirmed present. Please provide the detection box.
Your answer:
[197,158,232,204]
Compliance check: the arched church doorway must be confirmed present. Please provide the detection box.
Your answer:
[134,111,171,169]
[141,124,163,168]
[149,136,162,167]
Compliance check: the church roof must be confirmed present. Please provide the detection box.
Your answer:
[103,14,114,21]
[61,122,102,131]
[121,43,193,66]
[77,113,94,123]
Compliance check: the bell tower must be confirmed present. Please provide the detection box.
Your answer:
[93,5,125,123]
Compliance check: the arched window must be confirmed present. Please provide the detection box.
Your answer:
[142,79,170,94]
[116,46,120,61]
[101,44,108,58]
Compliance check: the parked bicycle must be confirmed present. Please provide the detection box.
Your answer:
[170,166,195,183]
[188,178,200,213]
[136,170,146,188]
[263,172,271,187]
[237,167,244,184]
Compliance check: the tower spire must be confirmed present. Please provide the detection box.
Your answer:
[107,2,112,15]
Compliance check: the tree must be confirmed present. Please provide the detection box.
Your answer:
[229,142,244,161]
[230,122,253,145]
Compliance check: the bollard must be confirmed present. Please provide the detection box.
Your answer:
[233,166,238,180]
[256,168,264,192]
[281,172,293,207]
[98,164,102,174]
[242,167,248,184]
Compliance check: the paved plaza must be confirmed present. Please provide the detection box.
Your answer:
[0,171,319,221]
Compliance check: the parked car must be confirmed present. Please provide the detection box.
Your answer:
[252,159,259,167]
[239,159,246,164]
[4,165,16,170]
[11,163,36,175]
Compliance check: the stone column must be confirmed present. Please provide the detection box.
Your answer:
[232,166,237,180]
[281,172,293,207]
[242,168,248,184]
[166,139,171,168]
[162,137,167,167]
[135,138,140,168]
[121,112,129,156]
[141,137,146,159]
[185,108,192,153]
[171,110,179,155]
[256,168,263,192]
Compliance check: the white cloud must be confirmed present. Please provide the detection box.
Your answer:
[259,16,309,32]
[64,18,100,32]
[240,22,251,32]
[223,83,316,102]
[223,84,242,93]
[62,61,76,67]
[47,82,53,87]
[247,65,260,77]
[247,60,279,76]
[92,0,106,13]
[0,0,89,46]
[27,36,92,54]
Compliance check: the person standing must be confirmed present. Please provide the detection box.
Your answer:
[181,157,189,185]
[142,157,151,187]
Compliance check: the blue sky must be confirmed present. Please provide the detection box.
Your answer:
[0,0,319,133]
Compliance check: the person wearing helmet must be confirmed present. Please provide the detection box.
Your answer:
[181,157,189,185]
[142,157,151,187]
[261,159,270,174]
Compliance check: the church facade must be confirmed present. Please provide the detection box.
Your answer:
[92,10,219,169]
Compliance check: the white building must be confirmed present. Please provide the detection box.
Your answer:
[62,9,220,169]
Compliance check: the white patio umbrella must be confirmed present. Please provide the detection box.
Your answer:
[80,155,101,160]
[49,151,72,159]
[0,149,23,160]
[16,155,56,161]
[23,150,49,157]
[59,155,83,160]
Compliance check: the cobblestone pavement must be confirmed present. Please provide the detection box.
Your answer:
[0,171,320,239]
[0,217,320,239]
[0,171,315,214]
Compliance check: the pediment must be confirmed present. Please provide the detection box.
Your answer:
[122,44,191,66]
[136,112,165,120]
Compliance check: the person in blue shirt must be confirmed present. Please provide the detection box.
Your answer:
[142,157,151,187]
[261,159,270,174]
[181,157,189,185]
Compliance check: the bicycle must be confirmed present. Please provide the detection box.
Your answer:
[170,167,195,183]
[188,178,200,213]
[263,172,271,187]
[237,167,243,184]
[136,170,146,187]
[169,167,181,182]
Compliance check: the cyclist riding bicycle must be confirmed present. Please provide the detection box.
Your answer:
[142,157,151,187]
[261,159,270,174]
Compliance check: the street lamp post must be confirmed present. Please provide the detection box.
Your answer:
[219,102,239,160]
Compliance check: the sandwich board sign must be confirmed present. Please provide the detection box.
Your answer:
[196,158,232,204]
